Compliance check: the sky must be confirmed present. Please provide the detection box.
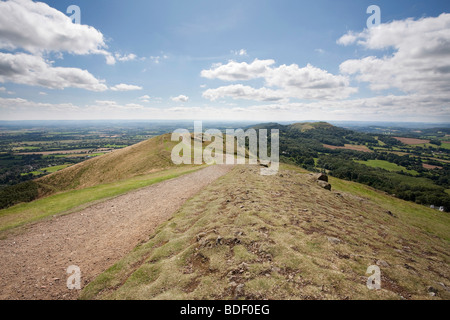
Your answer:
[0,0,449,122]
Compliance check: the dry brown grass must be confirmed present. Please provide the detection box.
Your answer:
[394,137,430,145]
[423,164,443,170]
[323,144,373,153]
[37,134,178,195]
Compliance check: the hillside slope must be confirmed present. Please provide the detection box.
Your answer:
[37,134,179,196]
[82,164,450,300]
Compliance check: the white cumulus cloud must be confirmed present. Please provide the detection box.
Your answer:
[114,53,138,62]
[203,84,285,102]
[171,95,189,102]
[0,0,110,59]
[201,59,357,101]
[201,59,275,81]
[0,52,108,91]
[338,13,450,96]
[110,83,143,91]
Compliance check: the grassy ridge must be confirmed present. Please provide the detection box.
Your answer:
[81,164,449,300]
[36,134,180,196]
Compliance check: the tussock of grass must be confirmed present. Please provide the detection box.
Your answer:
[82,164,449,300]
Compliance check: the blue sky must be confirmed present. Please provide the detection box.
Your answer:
[0,0,449,121]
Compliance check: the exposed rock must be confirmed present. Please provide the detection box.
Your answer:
[427,286,438,294]
[317,180,332,191]
[376,259,390,268]
[315,173,329,182]
[385,210,397,218]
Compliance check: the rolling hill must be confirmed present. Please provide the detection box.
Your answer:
[37,133,181,196]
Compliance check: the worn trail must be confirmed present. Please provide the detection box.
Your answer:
[0,165,233,300]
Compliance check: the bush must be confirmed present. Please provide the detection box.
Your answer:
[0,181,39,210]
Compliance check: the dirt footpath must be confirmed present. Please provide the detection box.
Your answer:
[0,165,233,300]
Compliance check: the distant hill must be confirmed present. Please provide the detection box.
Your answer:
[250,122,335,132]
[37,134,180,197]
[289,121,335,132]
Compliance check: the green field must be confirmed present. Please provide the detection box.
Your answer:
[355,159,419,176]
[0,165,204,234]
[24,164,73,176]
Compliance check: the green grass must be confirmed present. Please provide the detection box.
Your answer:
[0,165,204,234]
[355,159,419,176]
[441,143,450,150]
[375,137,386,146]
[13,146,40,151]
[411,143,439,149]
[104,144,127,148]
[329,176,450,241]
[46,154,86,158]
[24,164,72,176]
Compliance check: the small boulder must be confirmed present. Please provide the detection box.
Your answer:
[317,180,332,191]
[376,260,390,268]
[315,173,328,182]
[427,286,438,295]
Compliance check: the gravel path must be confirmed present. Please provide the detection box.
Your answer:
[0,165,233,300]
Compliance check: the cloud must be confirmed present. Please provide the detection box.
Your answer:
[92,100,145,110]
[201,59,357,101]
[232,49,248,56]
[110,83,143,91]
[0,0,120,91]
[1,92,449,122]
[0,96,80,112]
[0,0,111,61]
[265,63,356,99]
[138,95,151,103]
[336,32,358,46]
[338,13,450,95]
[203,84,285,102]
[115,53,138,62]
[0,87,5,92]
[201,59,275,81]
[38,91,47,95]
[149,55,168,64]
[0,52,108,91]
[171,95,189,102]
